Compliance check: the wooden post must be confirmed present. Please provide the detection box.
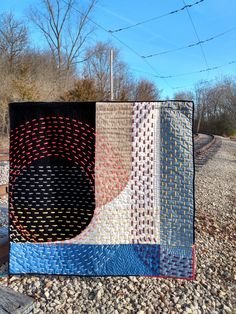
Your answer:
[0,286,35,313]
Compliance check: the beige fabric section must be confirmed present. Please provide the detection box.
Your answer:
[58,102,134,244]
[61,182,132,244]
[56,102,160,245]
[95,102,133,207]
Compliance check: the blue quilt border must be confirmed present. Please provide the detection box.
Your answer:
[9,243,194,278]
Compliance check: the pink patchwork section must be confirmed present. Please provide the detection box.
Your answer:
[131,102,160,244]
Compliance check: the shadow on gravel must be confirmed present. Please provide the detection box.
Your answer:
[194,138,222,169]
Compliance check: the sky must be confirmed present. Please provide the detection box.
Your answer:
[0,0,236,98]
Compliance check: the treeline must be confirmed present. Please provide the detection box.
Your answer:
[0,0,235,137]
[174,78,236,136]
[0,0,160,136]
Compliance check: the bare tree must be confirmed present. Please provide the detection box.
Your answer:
[173,91,194,101]
[194,81,211,133]
[19,50,72,100]
[0,65,14,135]
[83,42,114,99]
[133,78,161,101]
[83,41,134,100]
[192,78,236,135]
[0,12,28,72]
[29,0,96,72]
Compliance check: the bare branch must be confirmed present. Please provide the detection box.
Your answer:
[29,0,96,71]
[0,12,28,72]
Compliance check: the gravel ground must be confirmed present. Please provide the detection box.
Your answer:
[0,161,9,185]
[0,199,8,224]
[0,158,9,226]
[0,137,235,314]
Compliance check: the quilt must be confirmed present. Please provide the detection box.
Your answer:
[9,101,195,279]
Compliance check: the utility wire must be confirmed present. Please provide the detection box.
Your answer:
[108,0,205,33]
[61,0,174,89]
[131,67,156,76]
[131,61,234,86]
[156,59,236,79]
[129,65,219,90]
[142,26,236,58]
[105,32,174,88]
[61,0,235,90]
[182,0,209,69]
[172,78,216,90]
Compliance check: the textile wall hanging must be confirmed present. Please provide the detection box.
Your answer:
[9,101,195,279]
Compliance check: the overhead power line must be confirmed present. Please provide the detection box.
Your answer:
[130,68,224,90]
[156,59,236,79]
[108,0,205,33]
[182,0,209,69]
[142,26,236,58]
[172,78,216,90]
[61,0,174,89]
[61,0,235,91]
